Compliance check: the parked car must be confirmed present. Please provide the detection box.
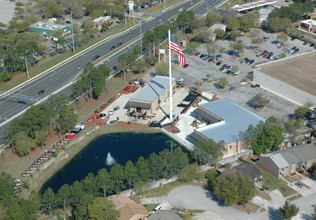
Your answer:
[109,120,117,125]
[183,63,189,68]
[177,78,184,84]
[149,121,162,128]
[184,94,197,102]
[113,106,120,111]
[219,64,227,71]
[249,59,255,64]
[108,110,114,115]
[216,61,222,66]
[99,113,107,119]
[295,182,303,188]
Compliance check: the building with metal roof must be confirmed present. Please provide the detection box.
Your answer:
[190,98,264,157]
[129,75,175,115]
[258,143,316,178]
[29,21,71,39]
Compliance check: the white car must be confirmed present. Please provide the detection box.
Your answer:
[108,110,114,115]
[178,8,183,12]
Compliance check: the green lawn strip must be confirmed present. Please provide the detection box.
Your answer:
[259,168,297,197]
[143,203,159,212]
[285,175,298,183]
[138,181,204,198]
[219,0,248,9]
[287,193,302,201]
[142,0,181,13]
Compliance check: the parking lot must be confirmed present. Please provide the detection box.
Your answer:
[170,30,314,120]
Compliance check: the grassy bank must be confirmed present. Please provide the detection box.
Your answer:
[27,125,160,194]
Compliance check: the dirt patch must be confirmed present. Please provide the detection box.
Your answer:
[233,202,260,213]
[255,188,271,201]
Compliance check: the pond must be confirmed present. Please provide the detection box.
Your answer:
[41,132,180,193]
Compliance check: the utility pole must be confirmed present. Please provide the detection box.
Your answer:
[125,10,127,25]
[24,56,29,79]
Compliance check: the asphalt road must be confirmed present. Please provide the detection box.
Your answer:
[0,0,223,146]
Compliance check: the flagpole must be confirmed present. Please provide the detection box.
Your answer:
[168,30,173,121]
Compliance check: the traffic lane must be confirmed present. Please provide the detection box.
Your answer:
[0,0,220,132]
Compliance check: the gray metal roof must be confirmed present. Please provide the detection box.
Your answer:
[269,154,290,169]
[130,75,174,103]
[263,143,316,168]
[292,144,316,162]
[280,151,300,165]
[192,98,264,144]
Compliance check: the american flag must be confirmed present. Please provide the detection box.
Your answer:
[169,34,186,68]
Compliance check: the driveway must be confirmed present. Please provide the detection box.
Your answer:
[167,185,269,220]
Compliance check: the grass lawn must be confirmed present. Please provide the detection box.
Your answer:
[137,181,204,198]
[259,168,297,197]
[287,193,302,201]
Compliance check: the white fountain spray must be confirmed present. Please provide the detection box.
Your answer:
[106,152,115,166]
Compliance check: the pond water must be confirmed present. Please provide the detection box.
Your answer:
[41,132,180,193]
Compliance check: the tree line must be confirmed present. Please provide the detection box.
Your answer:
[40,147,188,218]
[3,94,78,156]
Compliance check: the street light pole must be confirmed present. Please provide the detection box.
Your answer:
[140,20,142,56]
[71,11,75,53]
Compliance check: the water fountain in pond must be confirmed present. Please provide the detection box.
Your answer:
[106,152,115,166]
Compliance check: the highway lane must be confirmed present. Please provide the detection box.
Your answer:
[0,0,223,145]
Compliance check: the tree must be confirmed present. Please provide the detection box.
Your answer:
[57,184,71,210]
[205,12,223,26]
[178,164,203,182]
[0,172,15,206]
[206,43,218,56]
[278,201,299,220]
[124,161,137,189]
[193,140,225,165]
[217,77,229,89]
[267,17,292,32]
[109,164,125,193]
[212,172,255,206]
[230,41,244,54]
[214,28,225,39]
[155,62,169,76]
[277,32,288,45]
[294,106,309,117]
[135,156,151,182]
[244,117,284,154]
[240,13,258,31]
[41,188,58,214]
[251,36,263,49]
[226,16,240,30]
[312,205,316,220]
[88,197,119,220]
[186,41,200,55]
[176,10,196,31]
[251,93,270,109]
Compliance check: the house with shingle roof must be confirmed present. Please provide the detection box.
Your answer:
[257,143,316,178]
[108,195,149,220]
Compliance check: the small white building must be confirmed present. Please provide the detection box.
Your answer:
[299,19,316,35]
[92,16,113,30]
[209,24,226,41]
